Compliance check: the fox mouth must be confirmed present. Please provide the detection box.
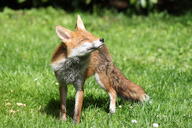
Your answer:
[98,44,104,48]
[88,47,97,51]
[88,44,104,51]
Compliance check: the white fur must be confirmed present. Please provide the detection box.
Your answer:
[140,94,150,102]
[93,40,103,48]
[51,58,66,71]
[69,42,92,57]
[69,40,103,57]
[109,93,116,113]
[95,73,106,89]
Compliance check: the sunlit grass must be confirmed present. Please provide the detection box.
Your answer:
[0,7,192,128]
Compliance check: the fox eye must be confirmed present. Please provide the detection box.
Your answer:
[79,38,89,43]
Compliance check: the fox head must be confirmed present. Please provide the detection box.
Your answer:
[56,15,104,57]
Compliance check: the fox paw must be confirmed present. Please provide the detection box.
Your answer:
[109,108,116,114]
[140,94,150,102]
[59,112,67,121]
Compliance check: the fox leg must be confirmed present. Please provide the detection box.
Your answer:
[73,80,84,123]
[95,73,117,113]
[108,89,117,113]
[59,85,67,121]
[73,90,84,123]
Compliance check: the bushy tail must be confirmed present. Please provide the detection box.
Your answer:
[114,79,149,102]
[110,66,150,102]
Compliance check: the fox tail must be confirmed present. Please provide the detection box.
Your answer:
[110,67,150,102]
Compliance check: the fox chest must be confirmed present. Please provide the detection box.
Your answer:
[52,57,88,84]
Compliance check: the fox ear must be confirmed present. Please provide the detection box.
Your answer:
[56,26,72,42]
[76,15,86,30]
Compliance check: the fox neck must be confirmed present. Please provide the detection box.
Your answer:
[66,55,89,67]
[67,54,90,63]
[64,51,90,70]
[53,54,90,85]
[66,46,91,60]
[51,43,90,72]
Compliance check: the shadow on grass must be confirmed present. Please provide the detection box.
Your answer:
[41,93,128,120]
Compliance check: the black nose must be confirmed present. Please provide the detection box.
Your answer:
[100,38,104,43]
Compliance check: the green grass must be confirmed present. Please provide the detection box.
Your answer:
[0,7,192,128]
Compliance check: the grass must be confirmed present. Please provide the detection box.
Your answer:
[0,7,192,128]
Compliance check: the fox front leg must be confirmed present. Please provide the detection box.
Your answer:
[73,90,84,123]
[59,85,67,121]
[73,80,84,123]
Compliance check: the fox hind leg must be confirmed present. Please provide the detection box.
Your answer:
[95,73,117,113]
[108,89,117,113]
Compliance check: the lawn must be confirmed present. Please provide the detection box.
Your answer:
[0,7,192,128]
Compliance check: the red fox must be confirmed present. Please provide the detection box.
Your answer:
[51,15,149,123]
